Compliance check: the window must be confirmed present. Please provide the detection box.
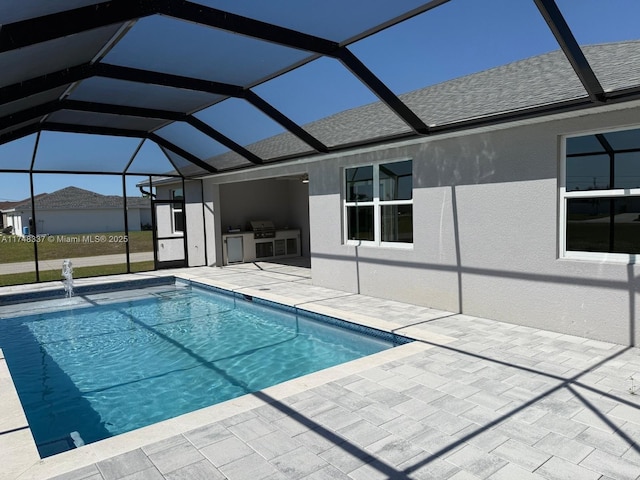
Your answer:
[171,188,184,234]
[344,159,413,246]
[562,127,640,260]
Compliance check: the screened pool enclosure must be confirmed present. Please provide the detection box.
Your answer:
[1,0,640,285]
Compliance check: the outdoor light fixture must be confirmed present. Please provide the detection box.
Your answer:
[301,174,309,184]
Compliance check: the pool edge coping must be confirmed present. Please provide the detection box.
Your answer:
[0,348,42,480]
[0,275,175,306]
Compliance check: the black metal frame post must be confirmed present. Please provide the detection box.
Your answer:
[122,174,131,273]
[29,132,41,282]
[534,0,606,102]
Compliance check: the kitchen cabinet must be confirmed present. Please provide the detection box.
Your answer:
[223,229,300,265]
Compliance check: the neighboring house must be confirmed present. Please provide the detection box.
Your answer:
[2,186,151,235]
[154,41,640,346]
[0,201,10,229]
[0,194,48,232]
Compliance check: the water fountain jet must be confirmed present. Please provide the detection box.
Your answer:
[61,259,74,298]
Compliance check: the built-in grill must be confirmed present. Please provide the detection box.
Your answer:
[250,220,276,239]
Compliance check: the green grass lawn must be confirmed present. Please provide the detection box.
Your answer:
[0,261,155,287]
[0,231,153,263]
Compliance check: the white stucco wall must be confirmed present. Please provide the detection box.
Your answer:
[138,208,152,228]
[185,180,206,266]
[289,180,310,257]
[306,104,640,346]
[16,209,124,235]
[203,182,221,266]
[127,209,141,232]
[154,202,174,238]
[8,207,149,235]
[157,237,184,262]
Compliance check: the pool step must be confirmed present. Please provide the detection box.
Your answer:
[37,431,85,457]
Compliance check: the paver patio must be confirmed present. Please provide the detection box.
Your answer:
[1,260,639,479]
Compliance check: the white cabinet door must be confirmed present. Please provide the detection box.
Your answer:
[227,236,243,263]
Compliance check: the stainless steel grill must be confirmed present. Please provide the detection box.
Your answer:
[250,220,276,239]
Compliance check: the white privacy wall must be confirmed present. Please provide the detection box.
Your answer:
[307,105,640,346]
[203,182,222,266]
[184,180,206,266]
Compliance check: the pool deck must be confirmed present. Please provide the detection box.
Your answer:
[2,260,640,480]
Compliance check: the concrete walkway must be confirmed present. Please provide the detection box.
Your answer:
[2,261,640,480]
[1,252,155,274]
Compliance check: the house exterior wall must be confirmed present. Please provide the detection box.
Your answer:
[203,182,221,266]
[154,182,206,267]
[44,209,125,235]
[185,180,206,267]
[138,208,152,228]
[307,105,640,346]
[12,209,125,235]
[6,213,22,235]
[289,180,310,257]
[127,209,141,232]
[8,208,149,235]
[154,201,174,238]
[153,192,185,263]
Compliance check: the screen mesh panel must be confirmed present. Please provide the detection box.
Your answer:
[0,87,68,119]
[127,140,183,175]
[46,110,168,132]
[0,24,125,88]
[0,0,105,24]
[0,134,37,171]
[68,77,224,113]
[103,15,315,87]
[193,0,431,43]
[34,132,141,173]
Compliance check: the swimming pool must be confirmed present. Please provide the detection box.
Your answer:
[0,280,409,457]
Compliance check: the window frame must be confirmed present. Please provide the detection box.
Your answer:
[170,188,185,234]
[343,158,413,248]
[560,126,640,264]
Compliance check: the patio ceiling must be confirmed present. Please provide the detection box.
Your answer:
[1,0,639,178]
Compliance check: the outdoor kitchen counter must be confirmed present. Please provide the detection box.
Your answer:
[222,229,300,265]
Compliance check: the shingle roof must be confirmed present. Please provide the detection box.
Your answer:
[0,194,47,212]
[8,187,150,211]
[0,201,21,211]
[205,41,640,167]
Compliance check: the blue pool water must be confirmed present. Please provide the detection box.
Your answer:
[0,284,402,457]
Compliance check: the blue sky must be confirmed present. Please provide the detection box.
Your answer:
[1,0,639,201]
